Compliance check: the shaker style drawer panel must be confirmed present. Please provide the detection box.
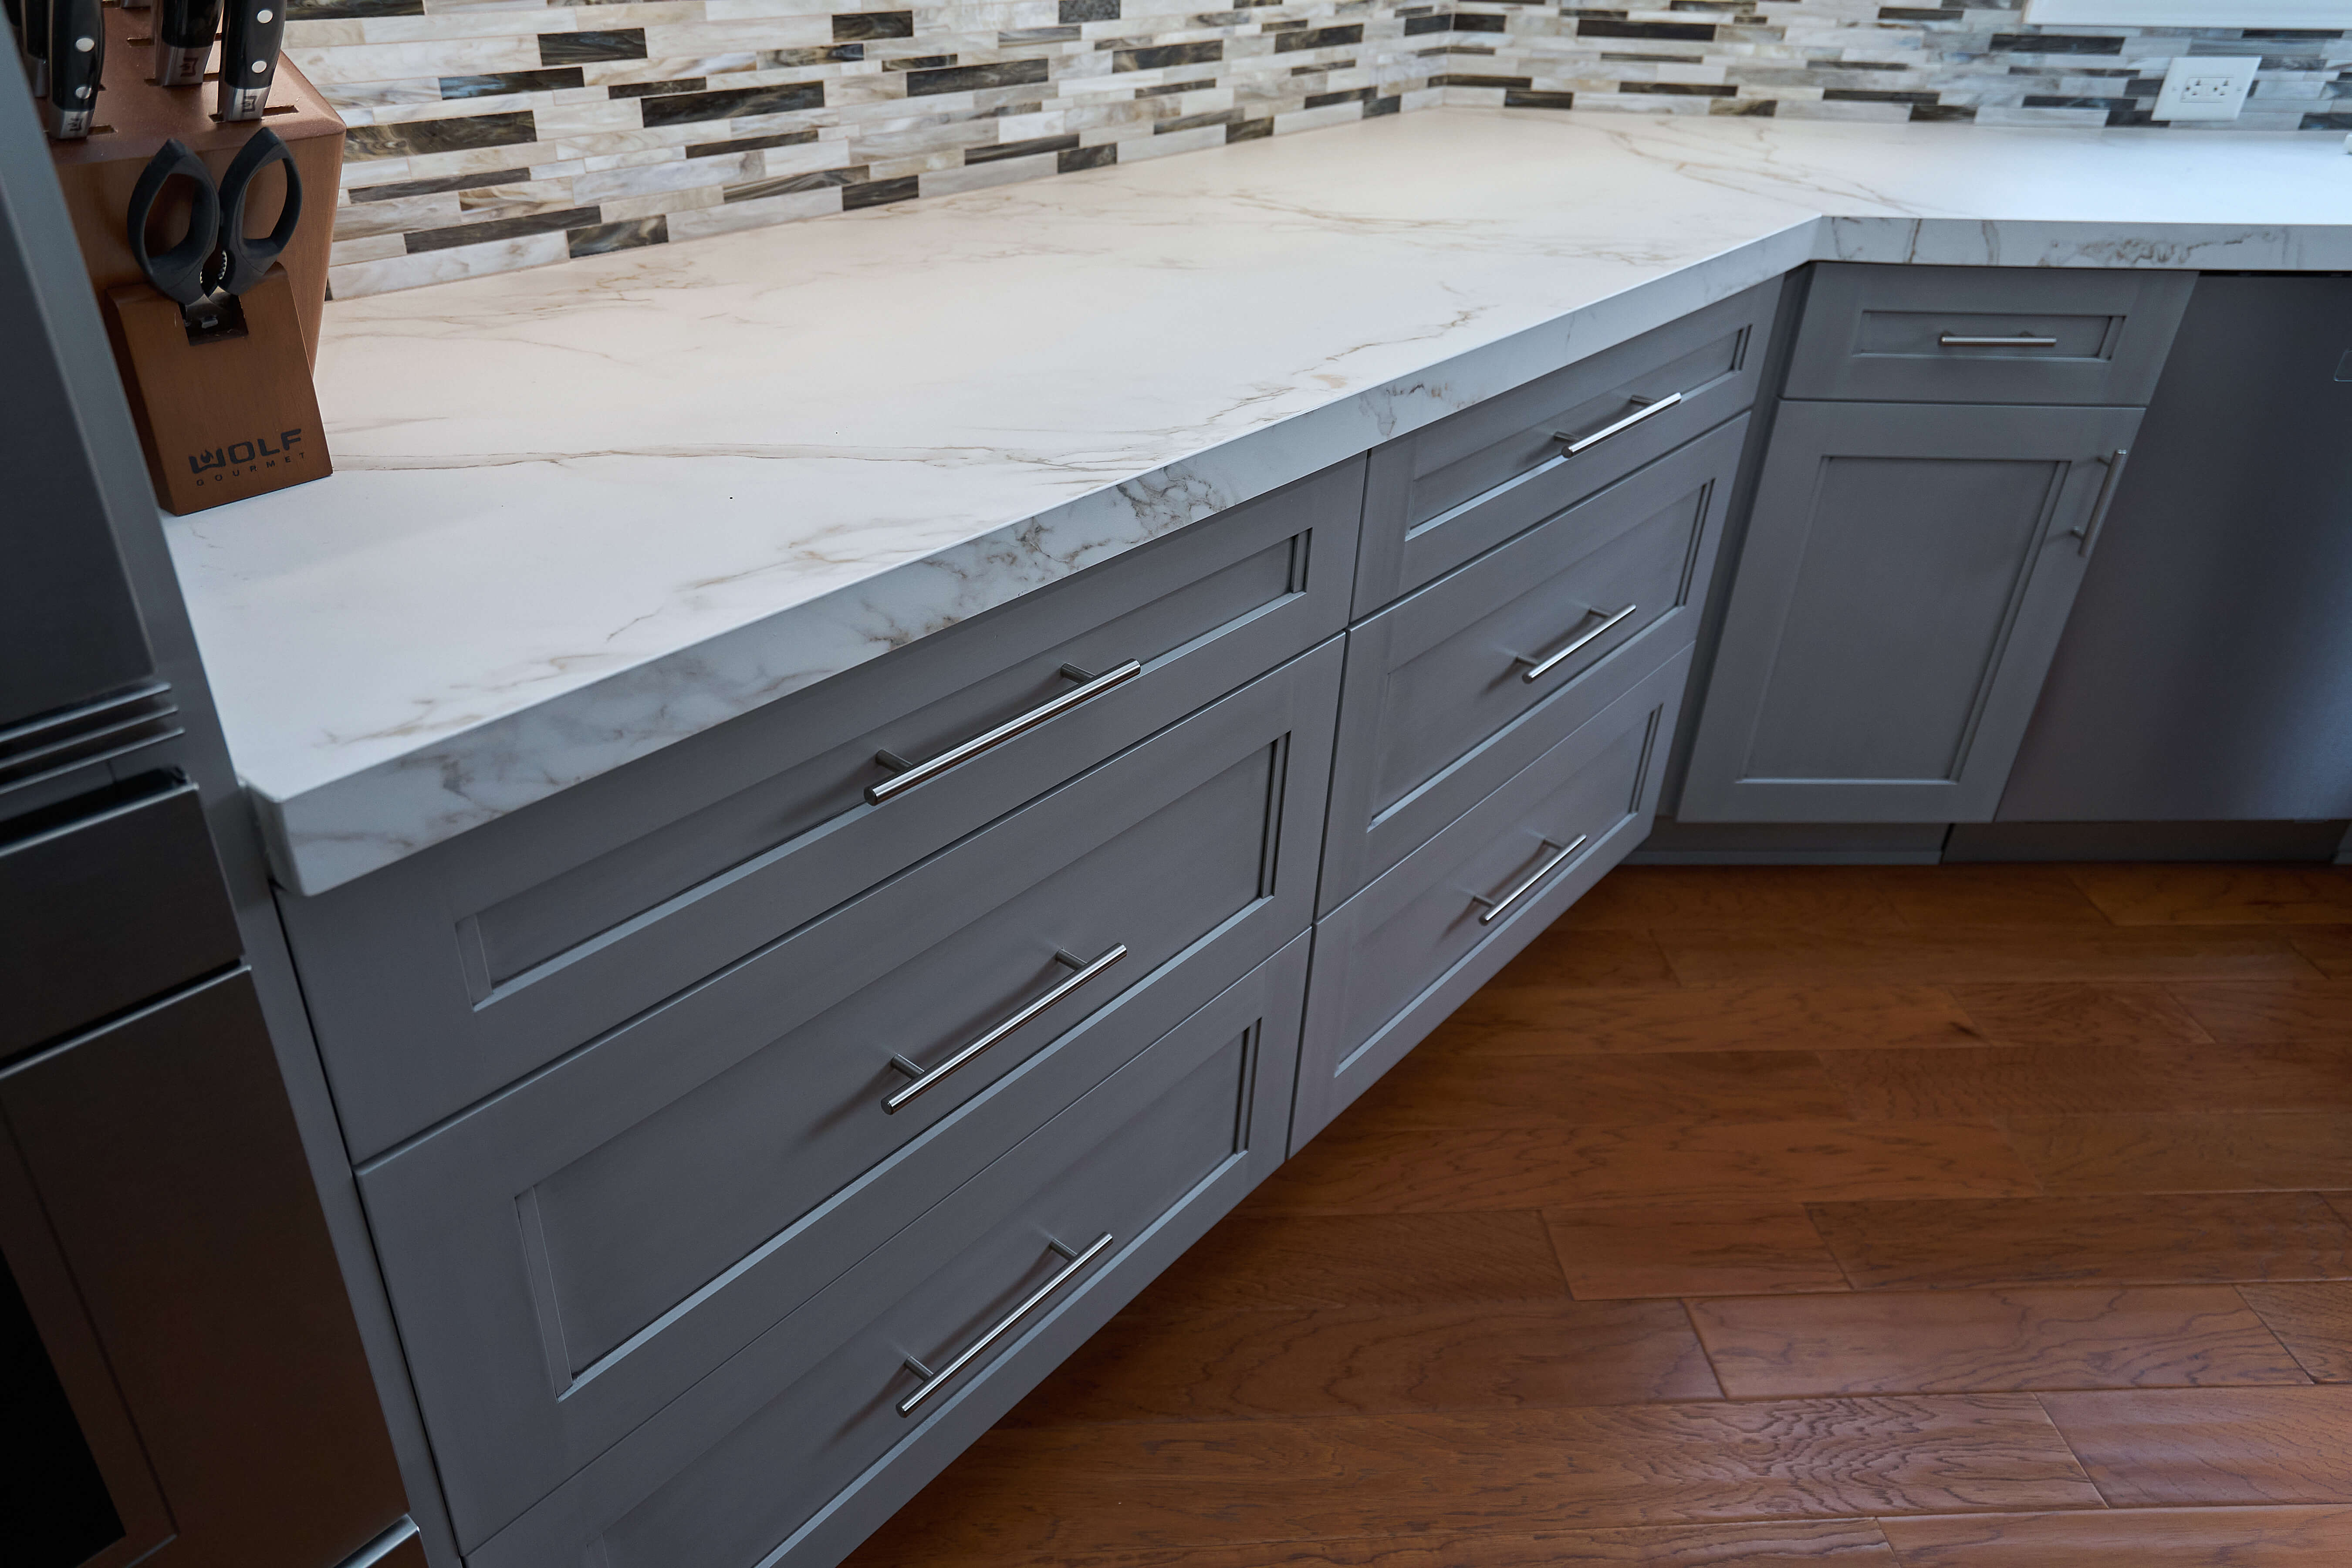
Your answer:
[1355,278,1779,612]
[1677,400,2143,825]
[281,458,1362,1159]
[356,645,1338,1549]
[1784,264,2194,406]
[1322,416,1742,911]
[0,779,239,1059]
[472,935,1308,1568]
[1294,651,1688,1150]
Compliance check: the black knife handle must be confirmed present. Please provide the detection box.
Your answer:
[214,127,302,297]
[21,0,53,101]
[127,139,224,310]
[214,0,281,121]
[153,0,221,88]
[44,0,102,140]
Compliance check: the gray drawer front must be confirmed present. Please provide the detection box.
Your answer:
[283,459,1361,1159]
[1356,279,1778,612]
[0,780,240,1058]
[1784,264,2194,406]
[473,933,1308,1568]
[1323,417,1743,912]
[359,645,1337,1548]
[1294,649,1689,1150]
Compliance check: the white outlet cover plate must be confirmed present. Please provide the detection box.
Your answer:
[2153,55,2261,122]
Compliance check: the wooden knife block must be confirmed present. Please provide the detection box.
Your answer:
[48,3,343,367]
[105,264,332,515]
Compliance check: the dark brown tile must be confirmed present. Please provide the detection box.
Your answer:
[2003,1112,2352,1194]
[1251,1120,2038,1215]
[1488,927,1681,988]
[857,1398,2099,1559]
[1345,1051,1851,1132]
[1879,1505,2352,1565]
[1943,982,2213,1048]
[1555,866,1905,931]
[1037,1518,1902,1566]
[2290,927,2352,980]
[2172,980,2352,1045]
[1688,1286,2306,1397]
[1440,985,1980,1057]
[1824,1042,2352,1120]
[1003,1300,1720,1425]
[2038,1386,2352,1506]
[1657,927,2316,988]
[1875,866,2114,929]
[1134,1210,1570,1313]
[1810,1193,2352,1291]
[1547,1203,1852,1300]
[2070,865,2352,927]
[2239,1283,2352,1382]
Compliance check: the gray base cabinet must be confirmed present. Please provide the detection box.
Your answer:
[1677,399,2141,824]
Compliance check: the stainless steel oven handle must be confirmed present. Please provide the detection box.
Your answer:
[897,1232,1115,1416]
[1470,833,1588,926]
[1938,332,2059,348]
[1514,603,1637,683]
[868,660,1143,804]
[883,944,1127,1112]
[1554,390,1683,455]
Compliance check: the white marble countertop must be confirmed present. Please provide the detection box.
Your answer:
[164,107,2352,895]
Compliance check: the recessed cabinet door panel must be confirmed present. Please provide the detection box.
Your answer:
[1677,400,2143,824]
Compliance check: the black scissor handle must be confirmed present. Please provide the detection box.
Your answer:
[215,128,303,298]
[125,138,222,311]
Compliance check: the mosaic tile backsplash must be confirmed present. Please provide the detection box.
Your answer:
[306,1,2351,297]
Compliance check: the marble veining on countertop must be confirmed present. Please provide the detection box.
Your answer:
[162,107,2352,895]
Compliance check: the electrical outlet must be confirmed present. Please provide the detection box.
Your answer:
[2153,54,2260,121]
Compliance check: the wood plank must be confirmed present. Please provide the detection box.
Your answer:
[1000,1301,1721,1426]
[1810,1193,2352,1291]
[2289,927,2352,980]
[855,1397,2101,1559]
[1547,1203,1852,1300]
[1131,1210,1572,1313]
[1007,1518,1901,1567]
[1655,927,2317,988]
[2238,1283,2352,1382]
[1871,866,2114,930]
[1942,983,2213,1048]
[2069,865,2352,928]
[2004,1112,2352,1195]
[1687,1286,2308,1397]
[1342,1051,1851,1132]
[2171,980,2352,1045]
[1556,866,1906,932]
[2038,1386,2352,1506]
[1438,985,1980,1058]
[1251,1120,2040,1215]
[1879,1505,2352,1566]
[1487,928,1682,988]
[1823,1042,2352,1121]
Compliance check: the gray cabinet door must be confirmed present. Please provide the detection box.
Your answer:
[1677,399,2142,824]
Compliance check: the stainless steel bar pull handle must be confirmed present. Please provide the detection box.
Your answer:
[1470,833,1588,926]
[1938,332,2059,348]
[1514,603,1637,683]
[898,1232,1114,1416]
[1555,390,1682,455]
[883,944,1126,1112]
[2069,447,2129,557]
[868,659,1144,804]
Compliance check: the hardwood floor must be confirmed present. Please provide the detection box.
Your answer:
[845,862,2352,1567]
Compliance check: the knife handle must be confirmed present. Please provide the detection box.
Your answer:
[214,0,281,121]
[45,0,102,140]
[153,0,221,88]
[20,0,49,99]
